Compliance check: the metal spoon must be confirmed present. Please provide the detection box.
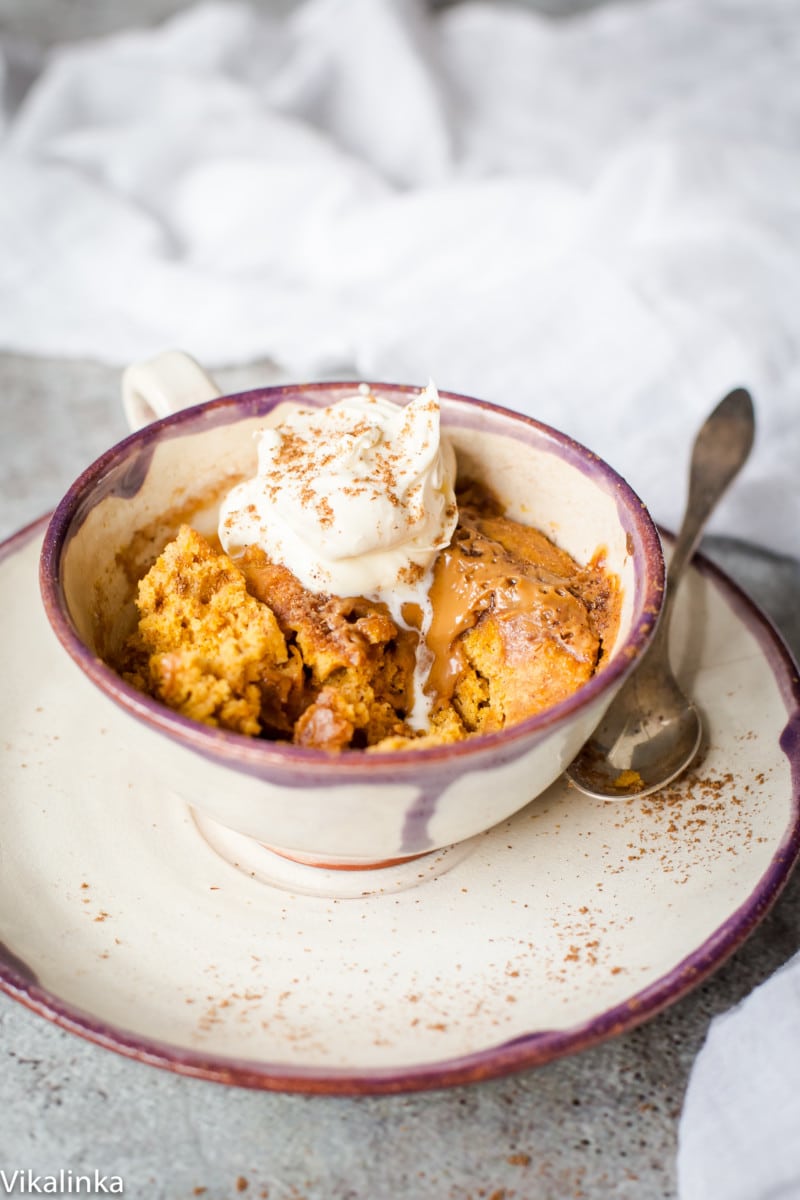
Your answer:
[565,387,755,800]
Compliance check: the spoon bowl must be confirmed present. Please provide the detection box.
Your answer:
[566,386,755,800]
[565,626,703,799]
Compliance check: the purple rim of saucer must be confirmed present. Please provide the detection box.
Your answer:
[39,382,666,781]
[4,520,800,1093]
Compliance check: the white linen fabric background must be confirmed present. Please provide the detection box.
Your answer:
[1,0,799,557]
[2,3,800,1192]
[678,947,800,1200]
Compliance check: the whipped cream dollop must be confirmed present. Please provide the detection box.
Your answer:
[218,383,458,725]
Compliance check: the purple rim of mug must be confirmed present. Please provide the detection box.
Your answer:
[6,518,800,1092]
[38,382,666,781]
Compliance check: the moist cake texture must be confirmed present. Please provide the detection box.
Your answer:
[117,483,621,752]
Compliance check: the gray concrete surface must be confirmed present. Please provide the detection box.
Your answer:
[2,2,800,1197]
[3,357,800,1200]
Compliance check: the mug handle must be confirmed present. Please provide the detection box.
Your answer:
[121,350,223,432]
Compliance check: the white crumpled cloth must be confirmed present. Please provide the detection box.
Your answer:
[2,1,800,1192]
[678,948,800,1200]
[1,0,799,557]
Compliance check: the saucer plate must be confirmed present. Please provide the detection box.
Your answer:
[1,520,798,1094]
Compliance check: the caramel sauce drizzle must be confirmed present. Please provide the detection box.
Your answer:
[425,513,589,703]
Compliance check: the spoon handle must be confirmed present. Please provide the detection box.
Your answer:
[660,387,755,627]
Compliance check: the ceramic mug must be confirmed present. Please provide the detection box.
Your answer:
[40,353,665,868]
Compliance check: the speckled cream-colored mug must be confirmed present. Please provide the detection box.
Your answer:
[40,352,664,868]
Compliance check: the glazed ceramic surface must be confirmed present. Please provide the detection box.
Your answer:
[40,383,664,865]
[7,522,800,1093]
